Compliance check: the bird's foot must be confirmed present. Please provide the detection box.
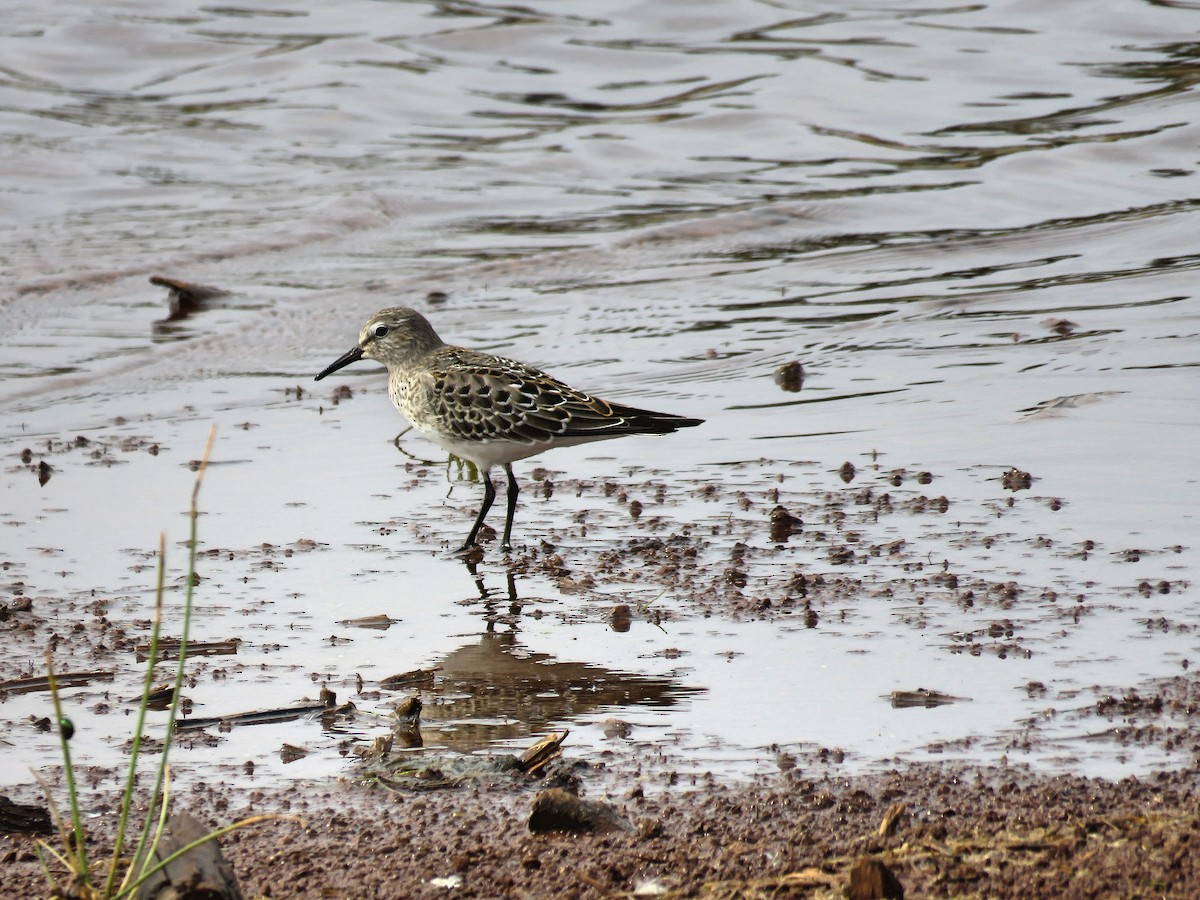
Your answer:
[450,541,483,562]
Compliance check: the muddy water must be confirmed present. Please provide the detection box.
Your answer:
[2,1,1198,794]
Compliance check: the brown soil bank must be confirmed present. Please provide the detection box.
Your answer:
[4,763,1198,898]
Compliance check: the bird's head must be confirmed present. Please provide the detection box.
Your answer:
[315,306,444,380]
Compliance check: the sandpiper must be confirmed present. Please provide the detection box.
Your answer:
[315,306,703,552]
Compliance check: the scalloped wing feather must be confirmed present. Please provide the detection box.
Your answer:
[410,349,697,446]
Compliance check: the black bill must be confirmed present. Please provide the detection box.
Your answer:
[315,345,365,381]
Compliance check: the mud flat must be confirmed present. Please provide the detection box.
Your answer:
[4,759,1200,897]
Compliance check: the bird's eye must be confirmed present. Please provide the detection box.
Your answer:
[374,325,390,338]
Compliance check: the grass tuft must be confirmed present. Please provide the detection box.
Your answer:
[37,426,298,899]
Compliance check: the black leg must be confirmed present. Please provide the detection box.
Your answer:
[460,470,496,552]
[501,464,519,551]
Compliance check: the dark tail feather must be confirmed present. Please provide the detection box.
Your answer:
[563,402,704,438]
[624,412,704,434]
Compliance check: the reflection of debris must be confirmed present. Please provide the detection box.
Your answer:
[890,689,967,709]
[1043,318,1078,335]
[839,461,856,483]
[391,696,423,727]
[279,743,309,764]
[391,696,423,748]
[1018,392,1123,419]
[380,666,440,690]
[602,719,633,740]
[337,614,399,630]
[353,734,394,761]
[609,604,632,632]
[527,787,634,835]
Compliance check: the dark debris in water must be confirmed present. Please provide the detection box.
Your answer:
[0,669,114,696]
[137,637,240,662]
[1001,467,1034,491]
[12,434,163,489]
[890,689,968,709]
[768,504,802,543]
[337,613,400,630]
[774,360,805,393]
[149,274,230,321]
[177,699,353,733]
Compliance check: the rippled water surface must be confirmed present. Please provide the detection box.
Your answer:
[2,0,1199,792]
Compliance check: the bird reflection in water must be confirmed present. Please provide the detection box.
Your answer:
[463,557,522,633]
[385,557,703,754]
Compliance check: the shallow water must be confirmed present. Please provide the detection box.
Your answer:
[2,0,1198,793]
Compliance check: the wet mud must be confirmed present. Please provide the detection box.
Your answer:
[5,763,1200,897]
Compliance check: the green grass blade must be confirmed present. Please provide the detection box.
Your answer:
[128,425,216,893]
[105,530,169,897]
[44,648,89,883]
